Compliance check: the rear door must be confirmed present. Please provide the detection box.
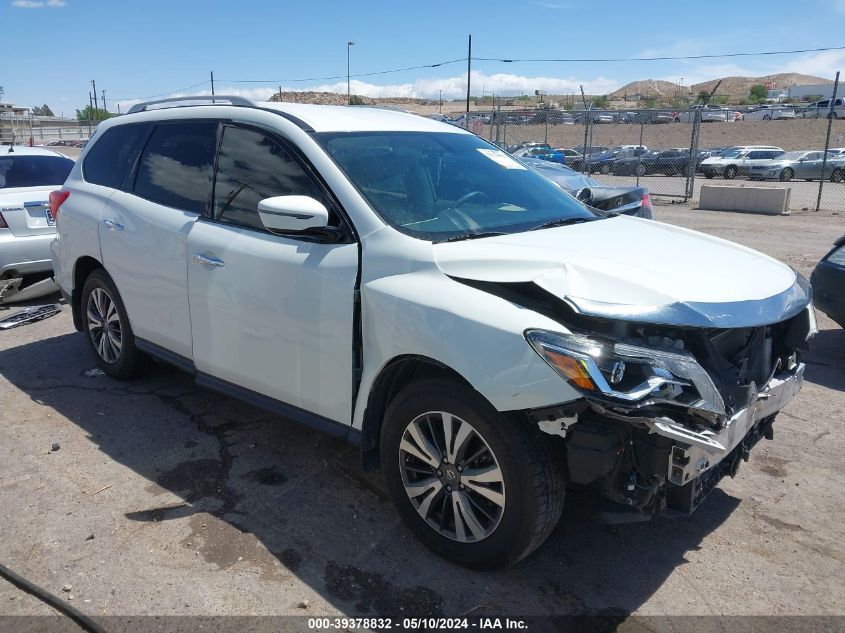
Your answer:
[0,154,74,236]
[186,124,359,425]
[99,120,218,359]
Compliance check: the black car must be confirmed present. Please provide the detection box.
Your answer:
[612,149,706,177]
[811,235,845,328]
[522,158,653,219]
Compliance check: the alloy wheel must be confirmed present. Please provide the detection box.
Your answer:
[86,287,122,363]
[398,411,505,543]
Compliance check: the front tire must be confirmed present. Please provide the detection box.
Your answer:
[380,378,563,569]
[724,165,738,180]
[780,168,794,182]
[832,168,845,183]
[81,269,148,380]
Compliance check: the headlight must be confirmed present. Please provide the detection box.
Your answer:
[525,329,725,417]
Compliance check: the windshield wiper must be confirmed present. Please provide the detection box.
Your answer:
[529,217,595,231]
[438,231,509,243]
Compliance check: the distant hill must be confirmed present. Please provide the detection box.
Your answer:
[690,73,832,97]
[610,73,832,100]
[610,79,686,98]
[267,91,432,106]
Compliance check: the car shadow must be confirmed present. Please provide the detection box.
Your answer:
[0,329,741,620]
[804,327,845,392]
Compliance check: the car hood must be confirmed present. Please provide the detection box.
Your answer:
[433,215,809,328]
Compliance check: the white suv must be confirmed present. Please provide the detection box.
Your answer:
[51,96,814,569]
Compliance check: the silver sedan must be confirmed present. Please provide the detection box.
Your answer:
[747,151,845,182]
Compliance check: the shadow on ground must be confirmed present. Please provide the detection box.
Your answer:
[804,327,845,392]
[0,329,742,620]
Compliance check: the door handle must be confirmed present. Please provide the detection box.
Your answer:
[192,253,225,267]
[103,218,125,231]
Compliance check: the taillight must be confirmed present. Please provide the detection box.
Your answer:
[49,190,70,221]
[642,193,652,209]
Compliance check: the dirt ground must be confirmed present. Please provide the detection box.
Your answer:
[0,207,843,631]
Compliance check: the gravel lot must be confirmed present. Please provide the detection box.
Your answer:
[0,207,843,629]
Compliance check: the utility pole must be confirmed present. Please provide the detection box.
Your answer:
[101,89,107,114]
[210,70,215,96]
[88,91,93,135]
[439,90,442,113]
[278,85,282,102]
[91,80,98,120]
[347,41,355,105]
[465,34,472,118]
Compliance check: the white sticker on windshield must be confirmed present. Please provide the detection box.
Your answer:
[477,148,527,170]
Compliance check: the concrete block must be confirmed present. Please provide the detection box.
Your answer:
[698,185,791,215]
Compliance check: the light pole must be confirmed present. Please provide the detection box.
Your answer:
[347,41,355,105]
[439,90,442,113]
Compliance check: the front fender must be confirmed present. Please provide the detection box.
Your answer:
[351,270,579,430]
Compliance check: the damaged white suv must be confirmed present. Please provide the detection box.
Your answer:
[51,97,815,569]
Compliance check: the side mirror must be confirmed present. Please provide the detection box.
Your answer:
[574,187,593,206]
[257,196,330,233]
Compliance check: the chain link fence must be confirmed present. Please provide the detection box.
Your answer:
[464,76,845,213]
[0,114,93,146]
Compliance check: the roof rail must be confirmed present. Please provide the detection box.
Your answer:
[127,95,253,114]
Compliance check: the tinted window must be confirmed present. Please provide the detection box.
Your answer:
[134,121,217,213]
[83,123,151,188]
[747,152,765,159]
[0,155,74,189]
[212,126,323,230]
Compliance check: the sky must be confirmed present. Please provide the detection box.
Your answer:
[3,0,845,116]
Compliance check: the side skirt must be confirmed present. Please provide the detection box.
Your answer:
[135,338,361,446]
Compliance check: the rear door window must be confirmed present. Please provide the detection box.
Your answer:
[83,123,152,188]
[133,121,217,213]
[211,125,325,231]
[0,155,74,188]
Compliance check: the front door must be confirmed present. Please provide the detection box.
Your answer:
[186,124,358,425]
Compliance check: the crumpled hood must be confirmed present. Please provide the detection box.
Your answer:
[433,215,809,328]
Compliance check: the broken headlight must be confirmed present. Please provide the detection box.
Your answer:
[525,329,725,417]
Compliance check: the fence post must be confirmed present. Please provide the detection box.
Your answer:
[580,116,589,174]
[544,114,549,145]
[636,119,645,187]
[816,71,840,213]
[686,109,702,201]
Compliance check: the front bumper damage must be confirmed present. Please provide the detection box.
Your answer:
[530,354,807,522]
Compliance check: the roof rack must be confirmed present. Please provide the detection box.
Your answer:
[127,95,253,114]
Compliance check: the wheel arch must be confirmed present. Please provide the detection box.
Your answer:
[70,255,104,332]
[360,354,476,471]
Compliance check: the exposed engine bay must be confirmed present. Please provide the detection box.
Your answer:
[457,276,815,521]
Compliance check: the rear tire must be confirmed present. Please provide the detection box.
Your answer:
[780,168,794,182]
[80,269,148,380]
[599,163,611,175]
[832,168,845,183]
[380,378,563,570]
[636,163,647,177]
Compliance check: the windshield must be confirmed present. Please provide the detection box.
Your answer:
[0,155,74,189]
[316,131,597,242]
[718,149,742,158]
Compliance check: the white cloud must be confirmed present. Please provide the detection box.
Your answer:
[11,0,66,7]
[780,49,845,81]
[292,71,617,99]
[114,71,620,112]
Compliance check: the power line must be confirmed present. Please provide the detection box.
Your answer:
[472,45,845,64]
[218,57,467,84]
[104,44,844,102]
[109,80,212,102]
